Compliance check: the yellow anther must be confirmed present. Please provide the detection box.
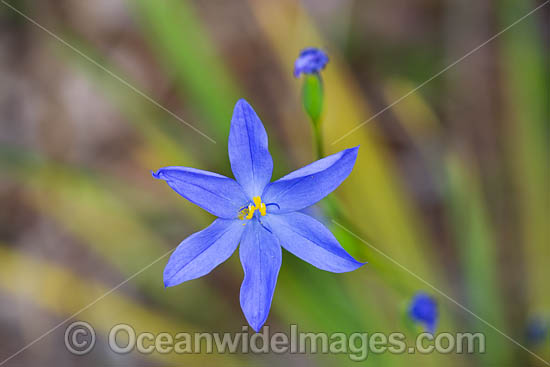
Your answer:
[238,208,248,220]
[239,196,267,220]
[252,196,267,217]
[245,204,256,219]
[253,196,262,208]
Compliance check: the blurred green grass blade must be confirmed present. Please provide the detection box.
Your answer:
[130,0,241,138]
[0,245,245,365]
[445,154,510,365]
[382,78,442,144]
[500,0,550,316]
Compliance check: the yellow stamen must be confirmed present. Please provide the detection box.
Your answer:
[245,204,256,219]
[239,196,267,220]
[252,196,261,208]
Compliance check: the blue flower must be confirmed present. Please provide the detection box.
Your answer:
[294,47,329,77]
[153,99,363,331]
[408,292,438,334]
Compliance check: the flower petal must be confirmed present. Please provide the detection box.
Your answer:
[263,146,359,213]
[239,220,282,332]
[153,166,248,219]
[228,99,273,198]
[266,212,364,272]
[163,219,244,287]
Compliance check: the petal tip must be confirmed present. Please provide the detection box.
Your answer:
[249,320,265,333]
[163,277,174,288]
[240,299,270,333]
[163,276,184,288]
[345,146,360,163]
[151,169,162,179]
[348,256,367,270]
[163,270,179,288]
[234,98,251,110]
[348,145,360,154]
[335,259,366,273]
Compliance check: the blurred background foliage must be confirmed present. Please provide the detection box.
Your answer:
[0,0,548,366]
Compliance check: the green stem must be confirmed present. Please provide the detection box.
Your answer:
[313,121,324,159]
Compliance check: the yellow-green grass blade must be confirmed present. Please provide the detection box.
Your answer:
[500,0,550,321]
[130,0,241,142]
[445,154,510,365]
[0,245,245,365]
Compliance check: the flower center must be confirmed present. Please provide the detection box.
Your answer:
[238,196,267,220]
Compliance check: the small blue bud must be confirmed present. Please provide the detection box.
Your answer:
[294,47,329,77]
[408,292,438,334]
[526,316,548,345]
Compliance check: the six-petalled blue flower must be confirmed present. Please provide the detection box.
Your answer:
[294,47,329,77]
[408,292,438,334]
[153,99,363,331]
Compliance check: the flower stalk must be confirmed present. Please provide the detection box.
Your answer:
[302,74,325,158]
[294,48,329,159]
